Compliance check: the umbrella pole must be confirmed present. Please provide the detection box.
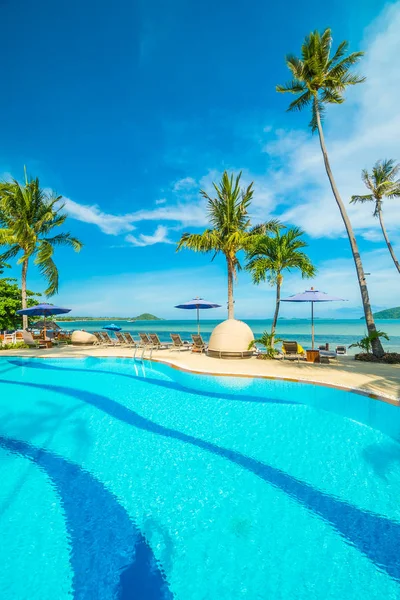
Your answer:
[44,314,47,340]
[311,302,314,350]
[197,307,200,335]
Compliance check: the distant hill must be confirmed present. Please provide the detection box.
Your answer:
[56,313,163,322]
[131,313,163,321]
[373,307,400,319]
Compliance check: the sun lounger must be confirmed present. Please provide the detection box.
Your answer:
[21,331,48,348]
[282,341,306,362]
[101,331,118,346]
[116,332,129,346]
[319,350,338,364]
[93,332,104,345]
[133,332,154,358]
[170,333,192,351]
[191,334,207,353]
[123,332,137,347]
[336,345,347,355]
[149,333,170,350]
[318,343,329,351]
[139,333,152,346]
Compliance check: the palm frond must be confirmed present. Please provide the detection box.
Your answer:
[43,232,83,251]
[320,88,344,104]
[286,90,313,113]
[285,55,304,80]
[35,240,59,296]
[328,39,348,68]
[350,194,374,204]
[0,244,20,262]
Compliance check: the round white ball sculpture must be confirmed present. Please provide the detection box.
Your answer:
[208,319,254,359]
[71,330,97,345]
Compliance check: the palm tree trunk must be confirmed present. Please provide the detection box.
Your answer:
[314,98,384,358]
[227,258,234,319]
[21,259,28,330]
[271,274,282,346]
[377,206,400,274]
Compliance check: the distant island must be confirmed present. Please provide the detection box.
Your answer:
[55,313,163,322]
[372,307,400,319]
[130,314,163,321]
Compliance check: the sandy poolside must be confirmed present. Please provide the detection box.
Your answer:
[1,344,400,405]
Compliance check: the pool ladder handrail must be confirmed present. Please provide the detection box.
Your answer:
[133,340,154,360]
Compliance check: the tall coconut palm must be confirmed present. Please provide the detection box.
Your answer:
[351,159,400,274]
[177,171,277,319]
[246,227,316,345]
[276,28,384,357]
[0,172,83,328]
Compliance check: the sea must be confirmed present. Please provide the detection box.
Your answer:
[54,319,400,354]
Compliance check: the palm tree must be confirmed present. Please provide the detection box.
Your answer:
[0,171,83,328]
[246,227,316,345]
[177,171,277,319]
[351,159,400,274]
[276,28,384,357]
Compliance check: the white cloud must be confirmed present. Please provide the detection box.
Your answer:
[63,173,207,240]
[63,197,136,235]
[173,176,197,192]
[125,225,174,247]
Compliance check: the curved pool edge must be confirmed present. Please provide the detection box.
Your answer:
[146,355,400,407]
[0,350,399,407]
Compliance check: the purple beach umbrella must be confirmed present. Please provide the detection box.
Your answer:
[281,288,346,350]
[175,297,221,334]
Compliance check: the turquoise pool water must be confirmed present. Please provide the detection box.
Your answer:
[1,357,400,599]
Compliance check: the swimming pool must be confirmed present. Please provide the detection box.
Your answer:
[1,356,400,599]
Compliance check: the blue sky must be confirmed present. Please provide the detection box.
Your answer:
[2,0,400,319]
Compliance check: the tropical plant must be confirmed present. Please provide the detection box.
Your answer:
[276,28,384,358]
[0,278,40,330]
[246,227,315,345]
[0,342,30,351]
[248,330,283,359]
[0,171,83,328]
[349,330,389,354]
[177,171,278,319]
[351,159,400,273]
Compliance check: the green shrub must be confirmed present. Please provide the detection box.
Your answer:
[0,342,30,351]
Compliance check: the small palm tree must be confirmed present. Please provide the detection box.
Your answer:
[246,227,316,345]
[351,159,400,273]
[177,171,277,319]
[248,331,283,359]
[350,330,389,355]
[276,28,384,357]
[0,171,83,328]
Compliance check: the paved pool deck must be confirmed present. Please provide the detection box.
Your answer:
[1,344,400,404]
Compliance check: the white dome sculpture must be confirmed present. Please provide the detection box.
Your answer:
[207,319,254,359]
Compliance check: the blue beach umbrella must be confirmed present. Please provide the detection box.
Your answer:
[102,324,122,332]
[17,303,71,336]
[175,297,221,335]
[281,287,346,350]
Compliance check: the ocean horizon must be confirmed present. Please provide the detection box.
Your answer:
[54,318,400,353]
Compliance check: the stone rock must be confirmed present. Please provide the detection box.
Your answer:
[208,319,254,359]
[71,330,97,345]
